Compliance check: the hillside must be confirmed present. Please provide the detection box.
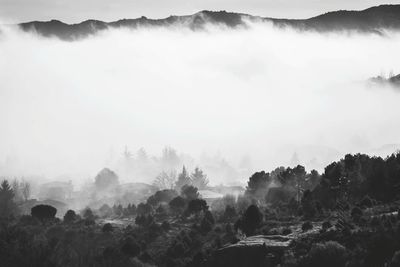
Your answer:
[17,4,400,40]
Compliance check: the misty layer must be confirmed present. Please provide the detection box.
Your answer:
[0,21,400,185]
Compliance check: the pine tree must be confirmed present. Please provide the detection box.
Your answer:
[191,167,209,190]
[175,166,191,191]
[0,180,17,218]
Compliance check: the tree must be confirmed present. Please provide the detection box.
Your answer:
[301,189,316,219]
[99,204,113,217]
[181,185,199,201]
[238,205,262,236]
[0,180,17,218]
[153,171,177,190]
[223,205,237,222]
[63,209,77,223]
[12,179,22,203]
[94,168,119,191]
[20,180,31,202]
[135,214,154,227]
[186,199,208,215]
[136,202,153,215]
[245,171,271,200]
[161,147,180,169]
[82,207,95,220]
[169,196,186,214]
[147,189,178,207]
[31,205,57,221]
[175,166,191,191]
[191,167,209,190]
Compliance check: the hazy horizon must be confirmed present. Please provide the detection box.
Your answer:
[1,18,400,187]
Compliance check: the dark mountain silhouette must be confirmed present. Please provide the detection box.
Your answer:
[17,5,400,40]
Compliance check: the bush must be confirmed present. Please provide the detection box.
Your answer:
[302,221,313,232]
[63,210,77,223]
[102,223,113,233]
[306,241,347,267]
[31,205,57,221]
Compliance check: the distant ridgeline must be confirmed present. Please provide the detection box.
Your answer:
[16,4,400,41]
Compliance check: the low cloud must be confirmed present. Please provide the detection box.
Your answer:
[0,21,400,186]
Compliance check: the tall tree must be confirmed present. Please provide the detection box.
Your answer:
[175,166,191,191]
[21,180,31,202]
[0,180,17,218]
[191,167,209,190]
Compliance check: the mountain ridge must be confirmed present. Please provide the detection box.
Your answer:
[16,4,400,40]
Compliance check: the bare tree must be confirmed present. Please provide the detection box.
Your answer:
[21,180,31,202]
[153,170,177,190]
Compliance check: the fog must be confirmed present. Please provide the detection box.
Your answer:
[1,20,400,186]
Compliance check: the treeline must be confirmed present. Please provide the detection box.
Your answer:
[1,152,400,267]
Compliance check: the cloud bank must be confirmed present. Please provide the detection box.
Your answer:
[0,21,400,185]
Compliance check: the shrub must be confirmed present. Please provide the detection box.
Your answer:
[31,205,57,221]
[63,210,77,223]
[102,223,113,233]
[306,241,347,267]
[302,221,313,232]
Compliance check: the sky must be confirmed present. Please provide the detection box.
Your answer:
[0,0,399,23]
